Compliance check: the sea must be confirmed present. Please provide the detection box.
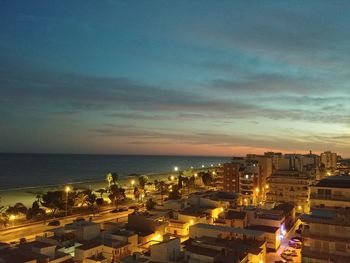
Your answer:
[0,153,230,190]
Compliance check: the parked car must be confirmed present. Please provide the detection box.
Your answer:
[281,252,293,261]
[74,217,85,222]
[289,240,302,249]
[48,220,60,226]
[111,207,128,213]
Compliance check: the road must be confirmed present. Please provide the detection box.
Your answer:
[0,209,133,243]
[266,218,302,263]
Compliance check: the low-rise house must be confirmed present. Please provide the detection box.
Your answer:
[183,236,266,263]
[189,223,265,242]
[215,210,248,228]
[166,219,191,238]
[245,225,281,251]
[150,236,181,262]
[75,238,130,263]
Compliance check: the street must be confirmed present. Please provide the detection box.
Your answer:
[266,219,302,263]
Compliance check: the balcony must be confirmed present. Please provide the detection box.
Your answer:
[311,193,350,202]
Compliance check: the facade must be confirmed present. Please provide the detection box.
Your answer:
[183,236,265,263]
[150,236,181,262]
[217,163,242,193]
[310,175,350,209]
[320,151,337,170]
[301,209,350,263]
[266,170,311,213]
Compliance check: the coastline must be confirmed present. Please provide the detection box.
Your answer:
[0,169,212,207]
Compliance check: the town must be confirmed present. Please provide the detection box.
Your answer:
[0,150,349,263]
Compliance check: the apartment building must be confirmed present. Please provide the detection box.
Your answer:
[310,175,350,209]
[266,170,311,213]
[217,163,242,193]
[320,151,337,170]
[301,209,350,263]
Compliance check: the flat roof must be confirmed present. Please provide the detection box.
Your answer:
[191,223,264,237]
[314,175,350,188]
[300,209,350,226]
[225,210,246,220]
[245,225,279,233]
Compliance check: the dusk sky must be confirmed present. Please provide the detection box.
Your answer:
[1,1,350,156]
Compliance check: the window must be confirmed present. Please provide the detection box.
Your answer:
[335,242,346,252]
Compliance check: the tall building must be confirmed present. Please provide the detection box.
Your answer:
[320,151,337,170]
[301,209,350,262]
[217,163,242,193]
[266,170,311,213]
[301,175,350,263]
[310,175,350,210]
[239,161,260,205]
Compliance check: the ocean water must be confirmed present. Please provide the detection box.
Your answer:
[0,153,229,190]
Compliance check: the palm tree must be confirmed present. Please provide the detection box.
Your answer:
[96,188,106,198]
[138,175,149,189]
[74,192,89,207]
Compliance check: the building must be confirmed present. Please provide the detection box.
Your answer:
[310,175,350,209]
[239,162,261,206]
[217,163,242,193]
[320,151,337,170]
[300,209,350,263]
[215,210,248,228]
[150,236,181,262]
[266,170,311,213]
[183,236,265,263]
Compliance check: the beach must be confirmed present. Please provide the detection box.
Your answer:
[0,168,213,207]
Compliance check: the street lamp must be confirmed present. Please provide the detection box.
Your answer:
[131,180,135,186]
[65,186,71,217]
[174,166,178,172]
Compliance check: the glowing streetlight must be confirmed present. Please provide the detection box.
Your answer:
[174,166,179,172]
[255,188,259,193]
[245,174,249,179]
[298,205,302,211]
[265,184,269,189]
[65,186,71,217]
[131,180,135,186]
[170,175,175,181]
[210,164,213,167]
[190,219,194,225]
[201,164,205,168]
[220,207,224,212]
[212,171,216,175]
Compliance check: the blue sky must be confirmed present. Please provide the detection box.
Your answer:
[1,0,350,156]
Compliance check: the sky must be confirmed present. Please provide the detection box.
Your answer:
[1,1,350,157]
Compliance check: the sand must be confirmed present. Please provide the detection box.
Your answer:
[0,169,212,207]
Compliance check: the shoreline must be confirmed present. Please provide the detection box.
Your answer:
[0,169,213,207]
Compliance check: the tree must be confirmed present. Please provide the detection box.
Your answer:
[146,198,156,210]
[41,191,65,215]
[96,198,104,211]
[168,185,181,200]
[108,185,126,208]
[74,192,89,207]
[157,181,167,204]
[200,172,213,185]
[6,203,27,216]
[133,187,140,200]
[138,175,149,189]
[96,188,106,198]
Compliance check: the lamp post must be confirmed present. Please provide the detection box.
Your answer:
[65,186,71,217]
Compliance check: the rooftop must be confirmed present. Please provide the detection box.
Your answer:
[300,209,350,226]
[191,223,265,237]
[314,175,350,189]
[224,210,246,220]
[245,225,279,233]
